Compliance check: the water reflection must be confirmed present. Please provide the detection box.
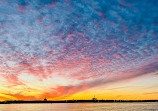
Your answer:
[0,102,158,111]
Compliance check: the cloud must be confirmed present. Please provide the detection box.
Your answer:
[38,61,158,99]
[0,93,37,101]
[0,0,157,100]
[144,92,158,95]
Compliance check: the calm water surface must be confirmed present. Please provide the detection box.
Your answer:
[0,102,158,111]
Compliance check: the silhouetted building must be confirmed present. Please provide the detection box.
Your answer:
[92,95,97,101]
[44,97,47,101]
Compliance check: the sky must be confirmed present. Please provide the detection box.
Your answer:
[0,0,158,101]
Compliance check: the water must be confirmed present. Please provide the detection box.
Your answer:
[0,102,158,111]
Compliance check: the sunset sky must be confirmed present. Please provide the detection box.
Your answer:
[0,0,158,101]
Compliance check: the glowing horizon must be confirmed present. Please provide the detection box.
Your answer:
[0,0,158,101]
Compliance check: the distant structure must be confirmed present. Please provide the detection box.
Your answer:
[44,97,47,101]
[92,95,97,101]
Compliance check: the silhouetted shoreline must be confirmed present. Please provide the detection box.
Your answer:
[0,100,158,104]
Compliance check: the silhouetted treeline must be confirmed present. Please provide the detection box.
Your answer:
[0,100,158,104]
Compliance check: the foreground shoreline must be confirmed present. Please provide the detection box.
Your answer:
[0,100,158,104]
